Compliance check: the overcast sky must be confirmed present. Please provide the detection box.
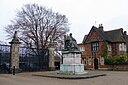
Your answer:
[0,0,128,43]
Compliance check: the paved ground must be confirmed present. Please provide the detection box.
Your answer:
[0,71,128,85]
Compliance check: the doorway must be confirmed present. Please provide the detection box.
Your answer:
[94,58,98,69]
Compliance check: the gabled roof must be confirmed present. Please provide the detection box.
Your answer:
[105,28,125,42]
[92,26,110,41]
[83,26,126,43]
[124,35,128,43]
[82,35,87,43]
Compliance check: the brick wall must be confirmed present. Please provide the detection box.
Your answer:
[108,64,128,71]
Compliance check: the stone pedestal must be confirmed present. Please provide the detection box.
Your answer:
[60,51,87,74]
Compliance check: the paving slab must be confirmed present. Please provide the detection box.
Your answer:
[32,71,106,79]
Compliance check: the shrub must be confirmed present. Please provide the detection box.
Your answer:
[104,55,128,65]
[104,56,113,65]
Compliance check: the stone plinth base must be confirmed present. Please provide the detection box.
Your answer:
[60,64,87,74]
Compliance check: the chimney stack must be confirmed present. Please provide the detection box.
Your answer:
[99,24,104,31]
[124,31,127,35]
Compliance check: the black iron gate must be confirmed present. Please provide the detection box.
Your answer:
[0,44,49,73]
[19,47,49,71]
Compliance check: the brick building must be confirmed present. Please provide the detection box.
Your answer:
[78,24,128,70]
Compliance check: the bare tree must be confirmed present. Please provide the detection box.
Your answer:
[5,3,69,50]
[5,4,69,68]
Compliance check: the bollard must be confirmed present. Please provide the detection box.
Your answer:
[12,66,15,75]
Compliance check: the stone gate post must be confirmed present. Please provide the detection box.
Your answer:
[48,43,55,70]
[9,31,21,72]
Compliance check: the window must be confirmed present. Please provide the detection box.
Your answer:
[88,57,92,65]
[82,58,86,64]
[100,56,104,65]
[108,44,111,51]
[91,42,99,52]
[119,43,123,51]
[119,43,126,51]
[79,47,84,52]
[124,44,127,51]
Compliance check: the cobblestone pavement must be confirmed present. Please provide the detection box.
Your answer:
[0,71,128,85]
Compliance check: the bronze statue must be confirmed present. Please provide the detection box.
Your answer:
[64,33,79,51]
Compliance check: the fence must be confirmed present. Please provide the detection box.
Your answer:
[0,44,10,73]
[0,44,49,73]
[19,47,49,71]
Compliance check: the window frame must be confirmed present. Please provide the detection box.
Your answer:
[119,43,127,51]
[91,42,99,52]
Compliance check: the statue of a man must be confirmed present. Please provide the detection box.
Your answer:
[64,33,79,51]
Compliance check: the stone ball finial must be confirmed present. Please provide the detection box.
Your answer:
[9,31,21,44]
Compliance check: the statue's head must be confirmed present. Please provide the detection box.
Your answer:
[69,33,72,37]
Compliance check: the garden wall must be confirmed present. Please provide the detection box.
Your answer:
[108,64,128,71]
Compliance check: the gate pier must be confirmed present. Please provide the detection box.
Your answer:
[9,31,21,73]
